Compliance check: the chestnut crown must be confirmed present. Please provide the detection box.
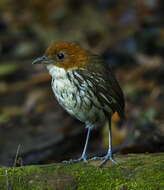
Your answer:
[32,42,91,70]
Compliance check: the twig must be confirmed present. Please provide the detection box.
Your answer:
[5,169,11,190]
[13,144,21,167]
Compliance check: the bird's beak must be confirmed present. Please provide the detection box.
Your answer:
[32,56,54,65]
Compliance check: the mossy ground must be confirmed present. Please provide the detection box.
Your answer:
[0,153,164,190]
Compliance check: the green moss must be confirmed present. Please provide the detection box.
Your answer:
[0,153,164,190]
[64,153,164,190]
[0,166,45,190]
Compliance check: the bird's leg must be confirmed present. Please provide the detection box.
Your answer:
[99,118,117,166]
[63,125,92,164]
[90,118,117,166]
[76,124,92,162]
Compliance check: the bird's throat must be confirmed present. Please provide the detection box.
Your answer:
[47,65,67,79]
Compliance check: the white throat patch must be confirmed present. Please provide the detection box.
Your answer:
[46,65,66,79]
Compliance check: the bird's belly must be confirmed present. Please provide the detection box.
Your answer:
[52,78,106,124]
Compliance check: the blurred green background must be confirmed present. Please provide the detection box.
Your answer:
[0,0,164,166]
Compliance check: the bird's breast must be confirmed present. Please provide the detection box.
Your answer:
[46,65,107,124]
[47,65,80,113]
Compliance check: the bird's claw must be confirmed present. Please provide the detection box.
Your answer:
[99,155,117,167]
[77,156,88,163]
[90,155,118,167]
[62,156,88,164]
[90,156,104,161]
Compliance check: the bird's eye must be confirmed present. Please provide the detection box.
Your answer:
[57,52,64,60]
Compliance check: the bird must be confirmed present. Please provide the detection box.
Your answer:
[32,41,125,166]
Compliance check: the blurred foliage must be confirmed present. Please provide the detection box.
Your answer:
[0,0,163,166]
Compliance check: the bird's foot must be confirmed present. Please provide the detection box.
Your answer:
[99,154,117,167]
[90,156,104,160]
[90,154,117,167]
[62,156,88,164]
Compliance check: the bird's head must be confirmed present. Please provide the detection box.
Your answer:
[32,42,90,70]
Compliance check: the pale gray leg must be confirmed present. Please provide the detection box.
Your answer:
[77,125,91,162]
[90,118,117,166]
[63,125,92,163]
[99,118,117,166]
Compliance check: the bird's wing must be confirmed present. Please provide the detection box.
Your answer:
[77,55,125,120]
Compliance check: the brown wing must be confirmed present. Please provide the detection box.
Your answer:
[77,55,125,120]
